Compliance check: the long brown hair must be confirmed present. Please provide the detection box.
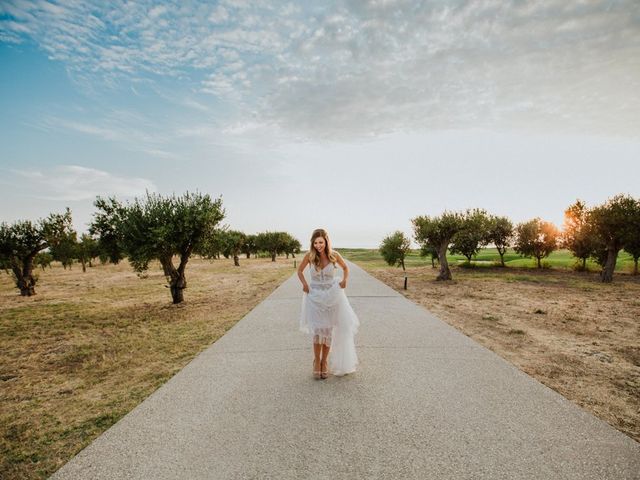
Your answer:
[308,228,337,269]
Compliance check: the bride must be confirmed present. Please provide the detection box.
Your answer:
[297,228,360,379]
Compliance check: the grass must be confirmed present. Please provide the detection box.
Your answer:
[0,255,294,480]
[338,247,636,274]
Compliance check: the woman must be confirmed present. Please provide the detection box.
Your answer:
[297,228,360,379]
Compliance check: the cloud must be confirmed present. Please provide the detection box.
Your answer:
[2,0,638,140]
[10,165,157,201]
[29,110,179,159]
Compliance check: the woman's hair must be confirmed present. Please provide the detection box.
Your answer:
[309,228,337,268]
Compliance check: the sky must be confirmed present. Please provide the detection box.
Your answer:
[1,0,639,248]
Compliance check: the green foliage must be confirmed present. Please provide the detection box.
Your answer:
[450,208,491,262]
[91,191,225,303]
[49,231,78,269]
[219,230,246,264]
[90,197,125,264]
[34,252,54,270]
[588,194,640,280]
[623,213,640,274]
[241,234,258,258]
[254,231,300,260]
[413,210,464,280]
[379,231,411,270]
[0,208,74,295]
[562,199,597,268]
[418,243,439,266]
[200,228,227,259]
[77,234,99,271]
[588,194,638,251]
[222,230,246,255]
[280,232,302,256]
[487,215,514,265]
[514,218,559,268]
[412,211,463,250]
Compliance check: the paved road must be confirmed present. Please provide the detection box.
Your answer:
[51,261,640,479]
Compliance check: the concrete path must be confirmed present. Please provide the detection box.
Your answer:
[51,261,640,479]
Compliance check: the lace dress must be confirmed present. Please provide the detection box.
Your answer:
[299,262,360,376]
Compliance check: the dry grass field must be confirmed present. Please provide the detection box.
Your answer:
[356,262,640,444]
[0,256,295,480]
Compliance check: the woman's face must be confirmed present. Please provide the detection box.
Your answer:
[313,236,326,254]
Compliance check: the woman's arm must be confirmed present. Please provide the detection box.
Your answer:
[297,252,310,293]
[335,251,349,288]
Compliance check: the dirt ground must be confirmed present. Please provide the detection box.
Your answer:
[363,265,640,443]
[0,256,295,480]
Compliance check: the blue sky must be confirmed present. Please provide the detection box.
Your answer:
[1,0,639,248]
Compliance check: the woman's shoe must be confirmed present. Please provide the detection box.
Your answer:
[313,359,321,379]
[320,361,329,379]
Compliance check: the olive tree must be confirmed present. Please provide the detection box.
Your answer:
[621,195,640,275]
[91,191,225,303]
[221,230,247,266]
[49,230,77,269]
[379,230,412,289]
[281,233,302,259]
[487,215,514,267]
[90,197,125,265]
[562,199,597,271]
[514,218,559,268]
[412,211,463,281]
[588,194,640,282]
[0,208,74,296]
[449,208,491,264]
[77,233,99,272]
[256,231,287,261]
[35,252,54,270]
[200,228,227,260]
[242,234,258,259]
[419,243,439,268]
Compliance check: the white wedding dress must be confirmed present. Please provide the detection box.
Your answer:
[299,262,360,376]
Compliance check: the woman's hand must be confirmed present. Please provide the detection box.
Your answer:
[303,284,309,293]
[339,279,346,289]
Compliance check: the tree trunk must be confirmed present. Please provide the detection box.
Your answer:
[160,253,190,304]
[271,252,276,262]
[81,260,86,273]
[286,253,289,259]
[15,268,36,296]
[233,254,240,267]
[246,252,251,259]
[536,256,542,268]
[600,246,619,283]
[13,255,37,296]
[582,257,587,271]
[633,256,638,275]
[498,246,506,267]
[170,278,185,303]
[436,242,451,281]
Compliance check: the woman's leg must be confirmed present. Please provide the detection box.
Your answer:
[313,337,322,372]
[320,342,330,373]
